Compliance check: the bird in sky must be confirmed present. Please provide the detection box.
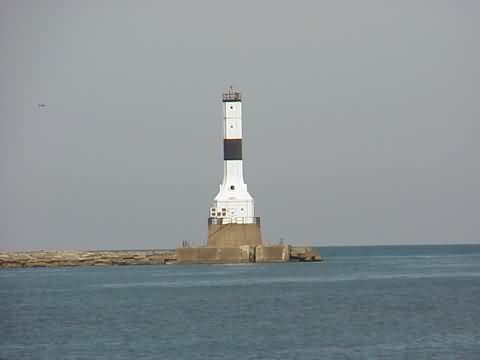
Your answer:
[38,103,47,108]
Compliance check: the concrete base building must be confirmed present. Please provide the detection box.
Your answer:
[207,218,262,248]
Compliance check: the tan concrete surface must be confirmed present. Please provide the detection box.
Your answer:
[256,245,290,262]
[176,246,251,264]
[208,223,262,247]
[177,245,292,264]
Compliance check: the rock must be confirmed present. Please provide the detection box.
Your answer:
[289,246,322,262]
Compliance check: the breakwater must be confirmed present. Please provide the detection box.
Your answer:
[0,250,177,268]
[0,246,321,269]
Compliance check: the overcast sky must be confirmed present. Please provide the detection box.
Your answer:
[1,0,479,251]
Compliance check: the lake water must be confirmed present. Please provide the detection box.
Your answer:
[2,245,480,359]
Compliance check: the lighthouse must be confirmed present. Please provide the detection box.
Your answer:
[207,87,262,247]
[175,87,317,263]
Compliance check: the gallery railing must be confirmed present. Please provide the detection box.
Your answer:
[222,91,241,101]
[208,217,260,225]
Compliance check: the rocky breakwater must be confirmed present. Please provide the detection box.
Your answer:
[0,250,177,268]
[289,246,322,262]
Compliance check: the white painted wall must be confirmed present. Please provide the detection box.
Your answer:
[211,98,254,219]
[223,101,242,139]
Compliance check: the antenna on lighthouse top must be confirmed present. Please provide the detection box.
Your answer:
[223,85,241,102]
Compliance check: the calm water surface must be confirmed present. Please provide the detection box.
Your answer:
[2,245,480,359]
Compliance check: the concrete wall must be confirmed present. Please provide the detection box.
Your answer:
[176,245,289,264]
[176,246,252,264]
[208,223,262,247]
[256,245,290,262]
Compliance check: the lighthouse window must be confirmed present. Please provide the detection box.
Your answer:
[230,185,235,190]
[230,106,234,109]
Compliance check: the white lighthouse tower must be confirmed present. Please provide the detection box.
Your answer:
[210,87,254,220]
[208,87,262,247]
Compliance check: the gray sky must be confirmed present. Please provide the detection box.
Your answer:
[1,0,479,251]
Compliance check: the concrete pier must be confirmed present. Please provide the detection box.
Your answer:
[176,246,254,264]
[176,245,320,264]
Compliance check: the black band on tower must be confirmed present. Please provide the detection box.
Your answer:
[224,139,242,160]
